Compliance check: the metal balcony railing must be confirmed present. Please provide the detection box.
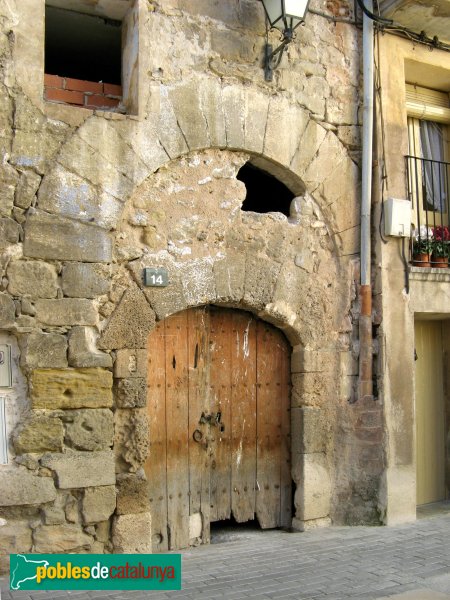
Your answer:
[406,155,450,264]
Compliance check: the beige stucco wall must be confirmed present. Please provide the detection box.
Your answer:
[374,33,450,524]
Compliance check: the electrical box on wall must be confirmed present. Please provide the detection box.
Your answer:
[384,198,411,237]
[0,344,12,388]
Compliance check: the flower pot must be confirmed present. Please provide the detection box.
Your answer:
[431,256,449,268]
[412,253,431,267]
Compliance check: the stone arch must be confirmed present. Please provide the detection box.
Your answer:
[98,145,341,537]
[24,77,359,264]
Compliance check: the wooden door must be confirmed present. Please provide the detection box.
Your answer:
[415,320,446,505]
[145,307,291,551]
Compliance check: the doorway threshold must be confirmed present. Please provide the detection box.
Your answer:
[417,500,450,520]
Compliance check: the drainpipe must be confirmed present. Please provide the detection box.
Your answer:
[359,0,374,399]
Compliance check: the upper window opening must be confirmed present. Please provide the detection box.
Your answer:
[45,6,122,85]
[237,163,295,217]
[44,1,139,115]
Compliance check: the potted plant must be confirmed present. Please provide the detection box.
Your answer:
[431,226,450,268]
[412,227,433,267]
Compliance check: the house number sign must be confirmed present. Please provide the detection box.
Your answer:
[143,268,169,287]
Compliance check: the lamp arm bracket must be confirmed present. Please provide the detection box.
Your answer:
[264,34,292,81]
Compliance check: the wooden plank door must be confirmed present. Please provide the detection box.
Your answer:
[145,307,291,551]
[415,320,446,505]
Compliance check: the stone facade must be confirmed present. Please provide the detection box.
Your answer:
[0,0,398,565]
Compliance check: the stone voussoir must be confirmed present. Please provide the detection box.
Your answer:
[99,285,156,350]
[114,377,146,408]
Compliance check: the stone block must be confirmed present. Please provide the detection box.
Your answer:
[214,253,245,303]
[291,407,328,455]
[0,470,56,506]
[57,135,134,201]
[158,87,190,159]
[38,165,123,229]
[33,523,93,553]
[264,97,309,168]
[65,494,80,523]
[116,473,150,515]
[19,332,68,369]
[198,78,226,148]
[293,453,331,521]
[63,409,114,451]
[42,494,66,525]
[211,29,257,63]
[222,85,245,150]
[0,520,32,554]
[0,217,21,248]
[114,349,147,378]
[68,327,112,368]
[0,164,18,217]
[31,368,113,410]
[40,451,115,489]
[291,349,336,374]
[179,259,216,306]
[303,130,347,190]
[0,182,14,218]
[340,350,358,376]
[82,486,116,524]
[7,260,58,298]
[167,81,209,151]
[290,119,327,180]
[95,521,110,543]
[13,414,64,454]
[244,255,281,310]
[23,211,112,263]
[291,373,334,403]
[35,299,97,326]
[115,408,150,472]
[115,116,170,174]
[178,0,239,24]
[15,169,41,209]
[99,286,156,350]
[61,263,111,298]
[0,293,15,327]
[76,120,149,185]
[11,123,67,175]
[243,88,270,154]
[114,378,146,408]
[112,512,152,553]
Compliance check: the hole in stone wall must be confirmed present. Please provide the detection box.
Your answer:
[238,162,295,217]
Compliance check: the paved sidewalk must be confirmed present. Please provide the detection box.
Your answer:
[1,508,450,600]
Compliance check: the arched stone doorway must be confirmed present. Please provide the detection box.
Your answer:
[144,306,291,552]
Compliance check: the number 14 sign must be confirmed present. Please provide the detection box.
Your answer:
[143,268,169,287]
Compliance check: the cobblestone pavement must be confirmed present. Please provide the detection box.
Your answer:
[1,507,450,600]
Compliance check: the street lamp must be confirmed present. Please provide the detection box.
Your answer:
[261,0,311,81]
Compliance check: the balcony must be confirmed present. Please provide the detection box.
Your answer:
[406,155,450,266]
[379,0,450,45]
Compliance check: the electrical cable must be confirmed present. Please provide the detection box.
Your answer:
[356,0,393,25]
